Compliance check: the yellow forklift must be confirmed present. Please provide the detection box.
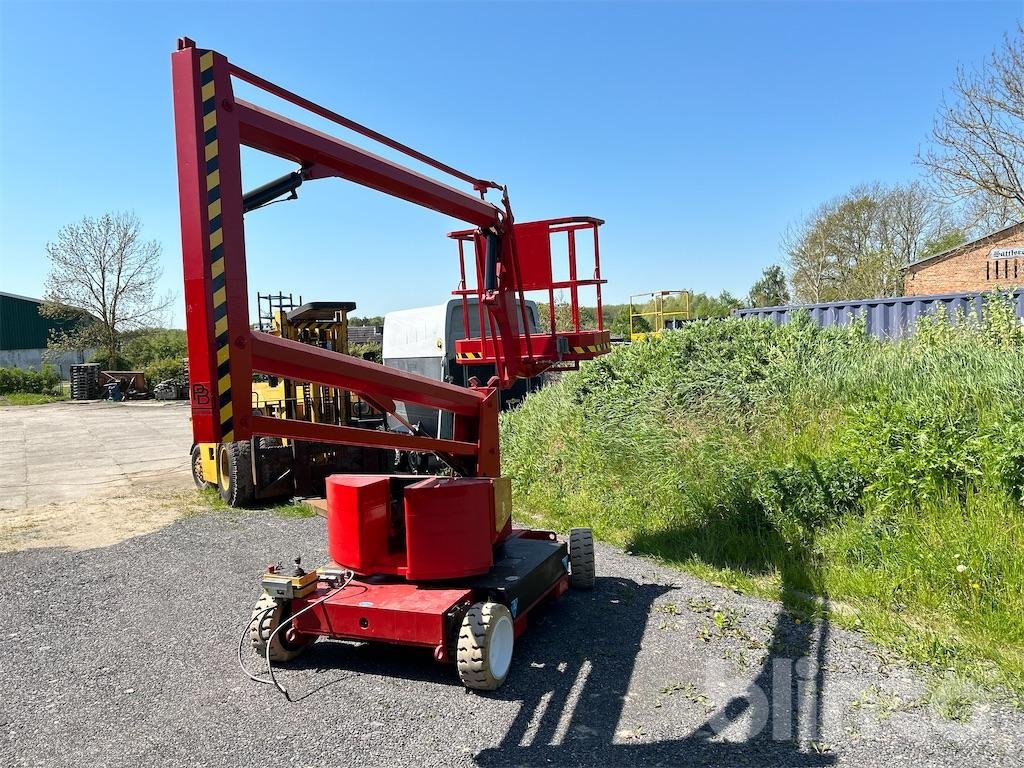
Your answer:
[191,292,385,506]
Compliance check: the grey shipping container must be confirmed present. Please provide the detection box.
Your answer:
[734,289,1023,340]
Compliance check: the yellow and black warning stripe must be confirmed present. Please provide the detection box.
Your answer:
[291,320,345,331]
[571,343,612,355]
[456,351,484,361]
[200,50,233,443]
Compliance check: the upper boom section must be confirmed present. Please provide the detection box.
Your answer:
[172,37,505,470]
[171,37,608,465]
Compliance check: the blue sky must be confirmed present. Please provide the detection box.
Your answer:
[1,1,1021,326]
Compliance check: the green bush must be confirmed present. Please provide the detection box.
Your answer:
[123,328,187,369]
[88,349,130,371]
[144,357,185,389]
[0,365,61,395]
[503,297,1024,695]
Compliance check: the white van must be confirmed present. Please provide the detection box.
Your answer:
[383,298,541,439]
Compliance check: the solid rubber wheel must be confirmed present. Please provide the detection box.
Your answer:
[457,602,515,691]
[250,592,313,663]
[218,441,255,507]
[190,448,207,489]
[190,445,214,490]
[568,528,596,589]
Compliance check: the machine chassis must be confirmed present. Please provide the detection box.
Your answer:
[284,530,570,664]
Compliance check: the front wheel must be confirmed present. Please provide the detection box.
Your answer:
[218,441,255,507]
[457,602,515,691]
[250,592,314,663]
[568,528,596,589]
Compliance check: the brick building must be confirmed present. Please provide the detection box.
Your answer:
[904,221,1024,296]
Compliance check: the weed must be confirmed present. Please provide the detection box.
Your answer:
[927,672,986,722]
[503,298,1024,698]
[0,392,67,406]
[196,488,317,518]
[850,684,919,720]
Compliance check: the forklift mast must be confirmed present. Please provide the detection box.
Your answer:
[172,38,609,478]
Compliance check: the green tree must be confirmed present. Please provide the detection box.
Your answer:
[349,315,384,327]
[690,291,743,318]
[918,229,967,259]
[785,182,957,302]
[747,265,791,307]
[122,328,187,368]
[610,310,651,337]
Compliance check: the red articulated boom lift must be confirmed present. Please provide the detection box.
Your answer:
[171,39,610,692]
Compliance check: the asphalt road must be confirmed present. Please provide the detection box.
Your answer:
[2,510,1020,768]
[0,401,191,509]
[0,401,194,554]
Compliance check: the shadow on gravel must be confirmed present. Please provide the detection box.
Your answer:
[280,639,453,701]
[473,558,835,766]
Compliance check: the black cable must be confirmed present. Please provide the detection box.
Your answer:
[239,570,354,700]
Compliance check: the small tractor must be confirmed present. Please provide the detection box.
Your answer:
[172,39,610,691]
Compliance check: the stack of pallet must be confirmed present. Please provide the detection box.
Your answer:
[69,364,101,400]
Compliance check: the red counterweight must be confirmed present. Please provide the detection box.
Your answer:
[325,475,503,580]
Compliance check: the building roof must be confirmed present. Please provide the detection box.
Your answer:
[906,221,1024,270]
[0,290,43,304]
[348,325,383,345]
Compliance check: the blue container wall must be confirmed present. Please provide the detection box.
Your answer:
[735,290,1024,340]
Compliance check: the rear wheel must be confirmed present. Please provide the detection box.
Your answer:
[568,528,596,589]
[218,441,255,507]
[250,592,314,662]
[190,444,215,490]
[457,601,515,691]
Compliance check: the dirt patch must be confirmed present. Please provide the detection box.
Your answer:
[0,479,206,553]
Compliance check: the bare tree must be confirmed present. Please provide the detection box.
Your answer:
[42,212,171,366]
[784,213,837,303]
[919,26,1024,228]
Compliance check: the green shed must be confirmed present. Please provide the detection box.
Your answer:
[0,292,94,371]
[0,292,78,350]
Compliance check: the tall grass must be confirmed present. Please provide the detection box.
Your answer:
[502,296,1024,696]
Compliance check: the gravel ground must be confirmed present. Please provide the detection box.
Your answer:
[1,509,1021,768]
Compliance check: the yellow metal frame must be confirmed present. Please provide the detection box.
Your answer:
[628,291,691,341]
[197,442,218,485]
[250,307,354,430]
[198,304,356,486]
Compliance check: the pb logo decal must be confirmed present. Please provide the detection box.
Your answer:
[191,383,213,413]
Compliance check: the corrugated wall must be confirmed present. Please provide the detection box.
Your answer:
[734,289,1024,339]
[0,292,82,350]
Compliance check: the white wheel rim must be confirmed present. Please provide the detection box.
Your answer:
[489,615,514,680]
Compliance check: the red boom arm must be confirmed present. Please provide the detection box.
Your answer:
[172,38,606,478]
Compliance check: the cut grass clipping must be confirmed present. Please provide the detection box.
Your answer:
[502,294,1024,701]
